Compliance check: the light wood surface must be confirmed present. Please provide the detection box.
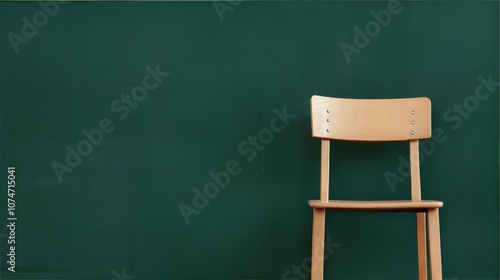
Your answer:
[427,208,442,279]
[320,140,330,202]
[311,140,329,280]
[311,208,326,280]
[410,140,428,279]
[417,213,428,279]
[308,96,442,279]
[308,200,443,211]
[410,140,422,201]
[310,95,432,141]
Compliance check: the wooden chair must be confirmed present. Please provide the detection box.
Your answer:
[309,95,443,280]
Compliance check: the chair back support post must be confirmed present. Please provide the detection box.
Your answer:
[320,139,330,202]
[410,140,422,201]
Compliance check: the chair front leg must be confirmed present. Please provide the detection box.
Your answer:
[417,212,428,280]
[311,208,326,280]
[427,208,442,280]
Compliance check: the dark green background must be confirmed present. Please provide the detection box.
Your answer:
[0,1,498,279]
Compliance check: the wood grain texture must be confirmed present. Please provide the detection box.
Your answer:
[308,200,442,211]
[410,140,422,201]
[320,140,330,202]
[311,208,326,280]
[417,213,428,280]
[309,96,442,279]
[428,208,443,279]
[311,95,432,141]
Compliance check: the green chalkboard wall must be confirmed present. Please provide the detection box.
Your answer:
[0,1,498,279]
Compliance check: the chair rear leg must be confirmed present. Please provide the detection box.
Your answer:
[311,208,326,280]
[427,208,442,280]
[417,212,427,280]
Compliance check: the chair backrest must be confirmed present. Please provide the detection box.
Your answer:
[311,95,431,141]
[310,95,432,202]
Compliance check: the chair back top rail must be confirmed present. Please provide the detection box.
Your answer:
[311,95,431,141]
